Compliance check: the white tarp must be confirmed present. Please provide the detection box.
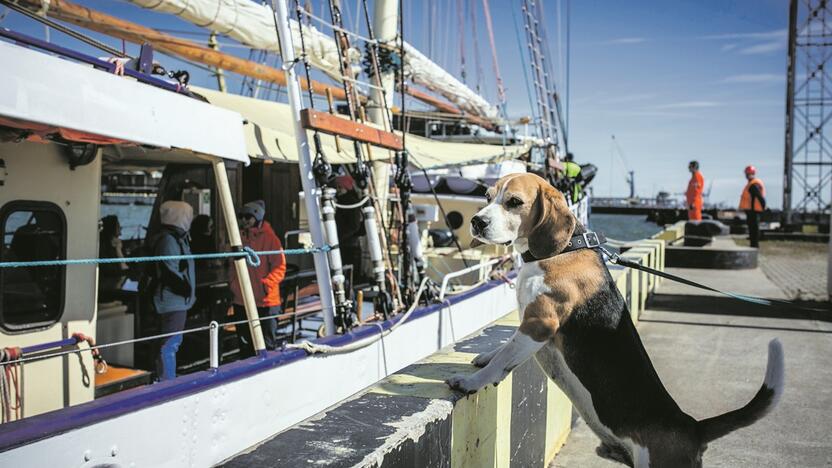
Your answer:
[0,41,249,163]
[126,0,499,120]
[195,87,527,168]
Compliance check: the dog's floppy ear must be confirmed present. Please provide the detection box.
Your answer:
[528,184,576,259]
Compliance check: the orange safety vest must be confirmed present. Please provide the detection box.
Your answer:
[739,178,766,212]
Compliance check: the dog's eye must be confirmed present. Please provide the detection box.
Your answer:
[506,197,523,208]
[485,193,493,203]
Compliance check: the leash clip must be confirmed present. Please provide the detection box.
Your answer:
[599,245,620,264]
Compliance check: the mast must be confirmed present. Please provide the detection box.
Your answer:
[271,0,337,336]
[368,0,399,220]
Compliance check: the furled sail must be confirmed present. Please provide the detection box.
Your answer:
[126,0,499,120]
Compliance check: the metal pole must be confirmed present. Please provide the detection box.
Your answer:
[211,159,266,351]
[209,321,219,369]
[368,0,398,220]
[207,32,228,93]
[272,0,337,336]
[783,0,798,225]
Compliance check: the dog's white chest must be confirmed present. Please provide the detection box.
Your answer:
[517,261,549,315]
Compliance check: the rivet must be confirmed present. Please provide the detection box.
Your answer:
[83,450,91,462]
[111,446,118,457]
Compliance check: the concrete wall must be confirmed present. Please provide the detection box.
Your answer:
[223,312,572,468]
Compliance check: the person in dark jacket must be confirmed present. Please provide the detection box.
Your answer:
[333,175,366,284]
[739,165,767,248]
[150,201,195,381]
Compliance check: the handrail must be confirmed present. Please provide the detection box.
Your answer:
[438,256,507,302]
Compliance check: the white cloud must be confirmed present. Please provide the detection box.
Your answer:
[739,41,785,54]
[654,101,722,109]
[604,93,658,104]
[602,37,647,45]
[723,73,783,84]
[701,29,787,40]
[721,43,738,52]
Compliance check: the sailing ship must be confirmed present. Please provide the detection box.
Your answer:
[0,0,587,465]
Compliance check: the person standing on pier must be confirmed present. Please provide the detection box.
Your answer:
[686,160,704,221]
[739,165,766,248]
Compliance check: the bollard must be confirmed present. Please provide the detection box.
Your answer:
[209,321,219,369]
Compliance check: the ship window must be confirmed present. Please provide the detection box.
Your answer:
[0,201,66,331]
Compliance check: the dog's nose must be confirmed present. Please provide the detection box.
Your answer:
[471,215,488,232]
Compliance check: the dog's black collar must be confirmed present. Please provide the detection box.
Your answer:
[520,231,606,263]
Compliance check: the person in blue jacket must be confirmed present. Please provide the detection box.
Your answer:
[149,200,195,381]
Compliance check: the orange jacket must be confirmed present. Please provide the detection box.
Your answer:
[686,170,704,207]
[739,178,766,212]
[230,221,286,307]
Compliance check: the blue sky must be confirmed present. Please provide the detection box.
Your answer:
[2,0,790,207]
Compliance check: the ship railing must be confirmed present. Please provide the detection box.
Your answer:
[0,250,515,370]
[437,255,512,302]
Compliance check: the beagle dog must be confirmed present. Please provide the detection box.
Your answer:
[446,173,784,467]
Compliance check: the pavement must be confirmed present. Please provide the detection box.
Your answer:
[551,262,832,467]
[753,240,827,301]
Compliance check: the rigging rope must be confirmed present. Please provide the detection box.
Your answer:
[285,276,429,355]
[0,246,330,269]
[480,0,506,109]
[469,0,485,95]
[511,5,538,126]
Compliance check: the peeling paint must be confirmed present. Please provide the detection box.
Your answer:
[355,400,454,467]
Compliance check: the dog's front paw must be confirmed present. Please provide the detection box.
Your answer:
[472,350,495,368]
[446,374,482,395]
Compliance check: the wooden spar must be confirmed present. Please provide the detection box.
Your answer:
[15,0,497,128]
[15,0,348,101]
[403,86,496,130]
[300,109,403,151]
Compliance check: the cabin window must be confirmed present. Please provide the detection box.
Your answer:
[0,201,66,331]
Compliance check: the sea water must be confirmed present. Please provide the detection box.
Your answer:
[590,213,661,242]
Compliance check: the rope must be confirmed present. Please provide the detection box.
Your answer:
[0,246,330,269]
[285,276,430,355]
[333,196,369,209]
[0,347,22,422]
[480,0,506,107]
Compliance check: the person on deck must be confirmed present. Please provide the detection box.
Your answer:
[739,165,766,248]
[149,201,195,381]
[98,215,129,298]
[686,160,705,221]
[230,200,287,356]
[334,175,366,285]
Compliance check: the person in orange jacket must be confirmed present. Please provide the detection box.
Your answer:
[739,165,766,248]
[685,160,704,221]
[230,200,286,356]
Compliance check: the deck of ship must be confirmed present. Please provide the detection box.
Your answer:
[552,239,832,467]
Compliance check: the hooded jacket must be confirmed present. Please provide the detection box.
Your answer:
[148,201,196,314]
[230,220,286,307]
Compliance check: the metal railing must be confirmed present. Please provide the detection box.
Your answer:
[438,256,508,302]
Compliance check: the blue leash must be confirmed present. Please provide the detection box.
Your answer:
[601,246,829,313]
[0,245,332,269]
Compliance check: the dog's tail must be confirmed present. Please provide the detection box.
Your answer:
[697,339,784,444]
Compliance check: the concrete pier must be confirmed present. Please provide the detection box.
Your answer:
[552,258,832,467]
